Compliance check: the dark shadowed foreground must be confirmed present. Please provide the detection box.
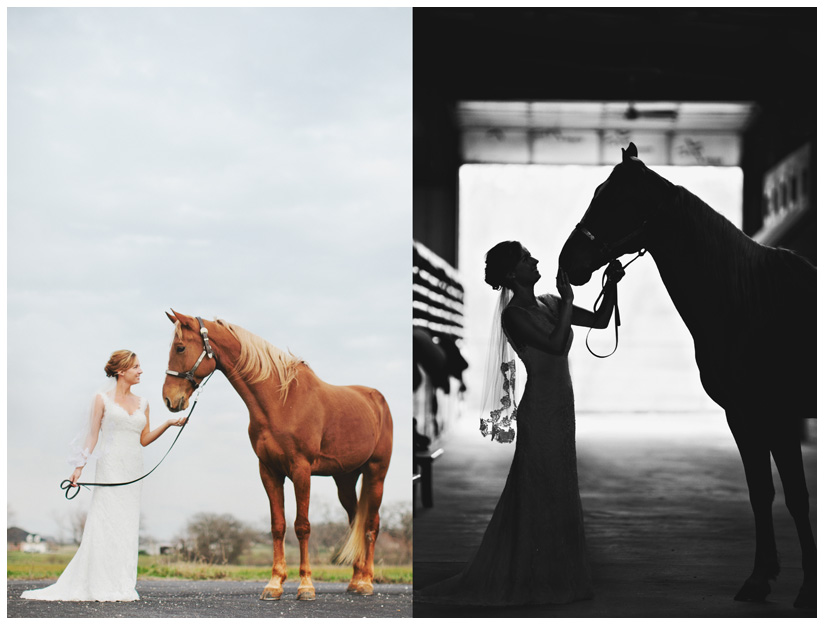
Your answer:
[8,581,412,618]
[414,413,816,618]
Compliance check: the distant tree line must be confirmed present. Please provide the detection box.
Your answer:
[174,502,412,566]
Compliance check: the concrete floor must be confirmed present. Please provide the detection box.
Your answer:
[413,412,816,618]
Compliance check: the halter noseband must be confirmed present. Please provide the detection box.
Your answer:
[166,316,214,388]
[575,220,648,261]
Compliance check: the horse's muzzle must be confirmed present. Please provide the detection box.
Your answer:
[164,396,188,413]
[566,268,593,286]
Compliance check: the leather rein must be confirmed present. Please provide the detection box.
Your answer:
[575,221,647,358]
[61,317,215,500]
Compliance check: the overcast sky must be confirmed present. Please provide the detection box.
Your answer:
[7,7,411,542]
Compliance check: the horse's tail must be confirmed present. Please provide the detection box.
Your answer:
[334,389,392,566]
[334,481,370,565]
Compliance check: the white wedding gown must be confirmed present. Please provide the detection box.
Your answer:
[22,392,146,602]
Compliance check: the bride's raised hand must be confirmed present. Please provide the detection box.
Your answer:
[557,267,574,304]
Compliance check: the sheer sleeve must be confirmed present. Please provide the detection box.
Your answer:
[67,391,109,468]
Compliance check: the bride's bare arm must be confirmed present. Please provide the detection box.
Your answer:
[570,260,625,328]
[140,404,187,447]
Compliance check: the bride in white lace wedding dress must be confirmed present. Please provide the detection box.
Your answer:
[22,350,187,602]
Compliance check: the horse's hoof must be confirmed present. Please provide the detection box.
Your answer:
[297,587,316,601]
[346,581,374,596]
[734,579,770,603]
[794,585,816,610]
[260,587,283,601]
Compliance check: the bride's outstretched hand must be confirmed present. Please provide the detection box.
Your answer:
[557,268,574,304]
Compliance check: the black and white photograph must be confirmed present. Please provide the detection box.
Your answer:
[412,7,816,619]
[7,7,412,619]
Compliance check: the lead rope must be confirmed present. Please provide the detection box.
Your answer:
[584,249,646,358]
[60,371,215,500]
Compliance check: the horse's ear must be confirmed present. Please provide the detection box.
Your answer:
[170,309,196,329]
[166,311,177,324]
[624,142,638,160]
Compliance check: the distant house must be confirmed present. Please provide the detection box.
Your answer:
[7,526,52,553]
[138,538,174,556]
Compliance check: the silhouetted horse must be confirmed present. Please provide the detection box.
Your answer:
[559,143,816,609]
[162,311,393,601]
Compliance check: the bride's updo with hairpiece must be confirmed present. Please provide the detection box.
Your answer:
[104,350,137,378]
[484,241,523,291]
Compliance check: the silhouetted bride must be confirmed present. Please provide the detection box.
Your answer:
[418,240,624,606]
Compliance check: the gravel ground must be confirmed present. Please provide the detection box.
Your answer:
[8,580,412,618]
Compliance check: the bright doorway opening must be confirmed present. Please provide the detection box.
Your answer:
[457,164,743,431]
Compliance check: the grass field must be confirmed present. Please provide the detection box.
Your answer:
[7,549,412,584]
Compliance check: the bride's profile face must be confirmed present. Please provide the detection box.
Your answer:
[119,360,143,386]
[512,247,540,285]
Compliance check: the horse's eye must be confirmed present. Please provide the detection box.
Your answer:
[176,346,186,354]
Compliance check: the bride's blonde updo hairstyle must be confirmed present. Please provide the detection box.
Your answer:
[484,241,523,291]
[104,350,137,378]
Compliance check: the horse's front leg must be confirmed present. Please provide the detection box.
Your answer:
[292,464,315,601]
[728,414,779,602]
[258,462,288,601]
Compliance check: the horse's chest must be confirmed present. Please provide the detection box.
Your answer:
[249,429,292,470]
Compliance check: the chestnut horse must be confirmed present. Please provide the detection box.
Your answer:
[162,311,393,601]
[559,144,816,609]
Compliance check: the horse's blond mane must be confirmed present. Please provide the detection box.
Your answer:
[215,319,306,403]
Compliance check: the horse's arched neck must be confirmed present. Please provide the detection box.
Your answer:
[642,185,744,333]
[205,328,295,412]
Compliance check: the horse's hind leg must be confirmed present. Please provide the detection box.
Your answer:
[349,462,387,596]
[334,470,363,587]
[258,462,288,601]
[770,423,816,609]
[334,471,360,524]
[728,413,780,602]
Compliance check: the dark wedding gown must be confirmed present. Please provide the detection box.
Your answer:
[418,293,593,606]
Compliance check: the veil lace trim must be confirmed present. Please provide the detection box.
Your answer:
[479,287,520,444]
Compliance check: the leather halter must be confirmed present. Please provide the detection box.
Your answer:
[574,221,648,359]
[575,219,647,261]
[166,316,214,388]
